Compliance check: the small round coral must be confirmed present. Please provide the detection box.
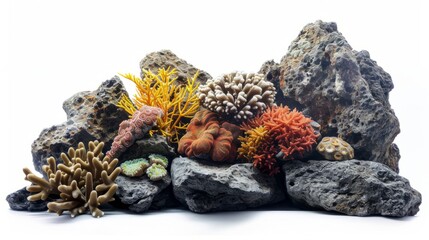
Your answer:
[120,158,150,177]
[198,72,275,122]
[148,154,169,168]
[146,163,168,181]
[316,137,354,160]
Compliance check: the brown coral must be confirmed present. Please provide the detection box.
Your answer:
[316,137,354,160]
[239,106,318,175]
[107,105,163,159]
[23,141,120,218]
[178,110,240,162]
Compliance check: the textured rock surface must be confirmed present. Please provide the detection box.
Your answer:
[261,21,400,171]
[115,175,171,213]
[171,157,285,213]
[6,187,48,211]
[140,50,211,85]
[31,77,129,173]
[283,160,421,217]
[119,135,176,163]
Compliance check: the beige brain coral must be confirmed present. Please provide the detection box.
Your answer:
[198,72,275,122]
[316,137,354,160]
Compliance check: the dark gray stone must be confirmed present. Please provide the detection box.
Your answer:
[283,160,421,217]
[115,175,171,213]
[6,187,49,211]
[31,77,129,173]
[139,50,211,85]
[171,157,285,213]
[262,21,400,171]
[119,135,176,163]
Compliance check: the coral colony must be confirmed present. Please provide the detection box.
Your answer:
[7,21,421,218]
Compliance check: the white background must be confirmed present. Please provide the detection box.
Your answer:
[1,0,428,239]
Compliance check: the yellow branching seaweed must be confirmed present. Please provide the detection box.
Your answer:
[238,126,268,161]
[117,68,200,143]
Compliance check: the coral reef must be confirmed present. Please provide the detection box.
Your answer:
[316,137,354,160]
[106,105,163,159]
[198,72,275,122]
[23,141,120,218]
[117,67,200,143]
[120,158,149,177]
[120,154,169,181]
[239,106,318,175]
[178,110,240,162]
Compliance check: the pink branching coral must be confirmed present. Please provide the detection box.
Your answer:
[239,106,317,175]
[178,110,240,162]
[107,106,163,159]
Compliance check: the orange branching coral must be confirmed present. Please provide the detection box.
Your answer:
[239,106,317,175]
[178,110,239,162]
[117,67,200,143]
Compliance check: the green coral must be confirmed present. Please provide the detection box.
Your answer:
[146,163,168,181]
[120,158,150,177]
[120,154,169,181]
[148,154,168,168]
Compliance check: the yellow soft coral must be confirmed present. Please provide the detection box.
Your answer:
[238,126,268,161]
[117,68,200,143]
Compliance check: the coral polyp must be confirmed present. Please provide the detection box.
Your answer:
[316,137,354,160]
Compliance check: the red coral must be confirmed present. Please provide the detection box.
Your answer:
[107,106,163,159]
[178,110,240,162]
[241,106,317,175]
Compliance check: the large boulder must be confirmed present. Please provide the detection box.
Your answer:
[260,21,400,171]
[139,50,211,85]
[283,160,421,217]
[171,157,285,213]
[115,175,172,213]
[31,77,129,173]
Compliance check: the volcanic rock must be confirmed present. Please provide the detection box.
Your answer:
[31,77,129,173]
[6,187,48,211]
[260,21,400,171]
[119,135,176,163]
[283,160,421,217]
[171,157,285,213]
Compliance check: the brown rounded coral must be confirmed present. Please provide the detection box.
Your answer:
[178,110,240,162]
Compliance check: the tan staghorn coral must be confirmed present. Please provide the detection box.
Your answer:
[198,72,275,122]
[117,67,200,143]
[23,141,120,218]
[106,105,163,159]
[317,137,354,160]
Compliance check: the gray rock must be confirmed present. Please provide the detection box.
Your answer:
[262,21,400,171]
[119,135,176,163]
[6,187,48,211]
[283,160,421,217]
[31,77,129,173]
[115,175,171,213]
[139,50,211,85]
[171,157,285,213]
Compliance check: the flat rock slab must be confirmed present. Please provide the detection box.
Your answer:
[115,175,171,213]
[171,157,285,213]
[6,187,48,211]
[283,160,421,217]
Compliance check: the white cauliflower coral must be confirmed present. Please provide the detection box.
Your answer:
[198,72,275,122]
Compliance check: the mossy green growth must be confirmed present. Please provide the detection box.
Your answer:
[146,163,168,181]
[148,154,169,168]
[120,158,150,177]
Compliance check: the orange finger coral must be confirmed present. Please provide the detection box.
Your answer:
[239,106,317,175]
[178,110,240,162]
[117,67,200,143]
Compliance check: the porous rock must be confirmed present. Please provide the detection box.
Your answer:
[140,50,211,85]
[6,187,48,211]
[283,160,421,217]
[171,157,285,213]
[119,135,176,163]
[115,175,171,213]
[31,77,129,173]
[261,21,400,171]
